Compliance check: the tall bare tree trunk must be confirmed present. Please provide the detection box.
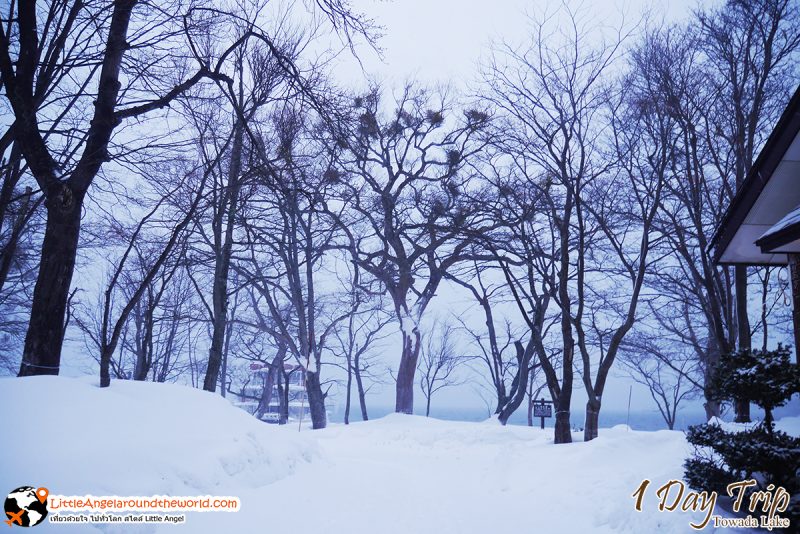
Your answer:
[344,353,353,424]
[99,345,115,387]
[255,371,274,420]
[305,370,327,429]
[395,329,421,414]
[132,302,154,381]
[219,318,234,397]
[204,122,244,392]
[497,340,533,425]
[204,254,230,393]
[276,370,289,425]
[554,342,574,444]
[734,265,751,422]
[19,192,82,376]
[555,192,574,444]
[354,354,369,421]
[584,399,600,441]
[554,403,572,444]
[14,0,138,377]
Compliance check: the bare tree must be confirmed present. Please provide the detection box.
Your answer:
[329,264,393,424]
[124,246,183,381]
[235,102,352,429]
[417,320,467,417]
[631,0,800,421]
[704,0,799,347]
[254,342,288,421]
[183,27,308,394]
[349,332,389,422]
[481,6,628,442]
[0,176,40,299]
[567,65,669,442]
[699,0,800,422]
[620,336,701,430]
[123,265,197,383]
[0,184,39,373]
[234,288,296,424]
[449,261,545,425]
[0,0,375,380]
[75,162,210,387]
[0,0,242,377]
[333,85,493,414]
[629,27,733,421]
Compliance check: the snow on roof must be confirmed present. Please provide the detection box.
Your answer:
[759,203,800,240]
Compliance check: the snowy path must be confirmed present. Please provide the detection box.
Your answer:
[193,416,722,534]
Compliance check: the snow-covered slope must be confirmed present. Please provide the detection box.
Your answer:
[1,377,768,533]
[218,416,708,534]
[0,377,314,500]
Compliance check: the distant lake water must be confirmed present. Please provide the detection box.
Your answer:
[329,405,709,431]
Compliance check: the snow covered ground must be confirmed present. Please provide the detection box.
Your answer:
[0,377,314,505]
[0,377,777,533]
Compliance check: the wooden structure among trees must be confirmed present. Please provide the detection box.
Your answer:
[711,86,800,361]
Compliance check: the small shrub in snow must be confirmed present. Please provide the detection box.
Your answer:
[683,345,800,521]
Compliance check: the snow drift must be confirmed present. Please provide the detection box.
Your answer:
[3,376,787,533]
[0,376,314,502]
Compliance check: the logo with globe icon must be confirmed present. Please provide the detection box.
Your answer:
[4,487,49,527]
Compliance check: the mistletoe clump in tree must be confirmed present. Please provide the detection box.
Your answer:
[684,345,800,520]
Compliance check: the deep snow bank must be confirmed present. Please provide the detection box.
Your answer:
[4,377,786,533]
[0,376,314,499]
[288,414,705,534]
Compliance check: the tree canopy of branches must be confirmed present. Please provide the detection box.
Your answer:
[332,86,494,414]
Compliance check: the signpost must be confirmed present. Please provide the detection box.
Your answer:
[532,399,553,429]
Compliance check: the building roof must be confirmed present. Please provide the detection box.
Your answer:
[755,203,800,254]
[711,85,800,265]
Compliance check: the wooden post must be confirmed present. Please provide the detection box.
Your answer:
[790,254,800,365]
[539,399,546,429]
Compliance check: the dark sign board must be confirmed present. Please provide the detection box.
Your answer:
[533,403,552,418]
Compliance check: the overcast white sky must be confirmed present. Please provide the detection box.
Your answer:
[332,0,699,88]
